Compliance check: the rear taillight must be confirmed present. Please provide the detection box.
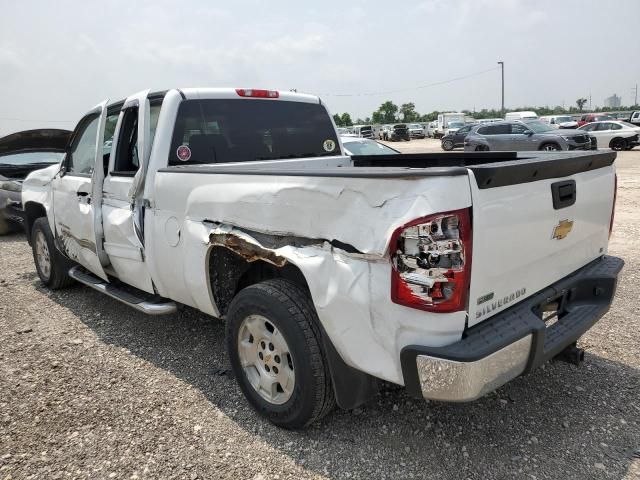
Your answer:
[609,174,617,239]
[390,208,472,313]
[235,88,279,98]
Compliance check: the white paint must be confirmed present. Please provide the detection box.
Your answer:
[467,167,615,327]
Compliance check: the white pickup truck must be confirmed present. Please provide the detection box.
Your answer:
[22,88,623,429]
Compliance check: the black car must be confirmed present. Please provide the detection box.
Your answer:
[0,129,70,234]
[441,124,474,151]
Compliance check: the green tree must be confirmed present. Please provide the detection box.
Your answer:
[340,112,353,126]
[576,98,588,112]
[332,113,343,126]
[373,101,399,124]
[400,102,419,122]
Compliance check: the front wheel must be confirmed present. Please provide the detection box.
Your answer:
[475,144,489,151]
[540,143,561,151]
[31,217,74,289]
[442,139,454,151]
[226,279,335,429]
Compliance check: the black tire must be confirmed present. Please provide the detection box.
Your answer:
[539,143,561,151]
[610,137,627,151]
[226,279,335,429]
[31,217,74,289]
[442,139,454,151]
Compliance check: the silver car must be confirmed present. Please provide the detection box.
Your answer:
[463,120,592,152]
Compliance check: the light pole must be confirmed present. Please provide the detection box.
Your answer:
[497,61,504,114]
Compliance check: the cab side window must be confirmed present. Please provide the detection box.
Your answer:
[510,124,529,134]
[67,114,100,175]
[113,108,139,174]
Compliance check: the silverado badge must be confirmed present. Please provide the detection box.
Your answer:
[552,219,574,240]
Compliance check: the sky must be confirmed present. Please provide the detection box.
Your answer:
[1,0,639,135]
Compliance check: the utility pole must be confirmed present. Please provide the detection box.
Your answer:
[497,61,504,114]
[632,84,638,106]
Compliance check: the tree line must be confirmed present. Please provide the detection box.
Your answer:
[333,99,640,126]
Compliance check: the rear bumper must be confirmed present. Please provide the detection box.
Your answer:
[400,255,624,402]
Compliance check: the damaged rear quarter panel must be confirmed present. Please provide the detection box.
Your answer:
[148,171,472,384]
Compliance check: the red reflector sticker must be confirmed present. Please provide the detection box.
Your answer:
[176,145,191,162]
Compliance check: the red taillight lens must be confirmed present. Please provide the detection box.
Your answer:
[390,208,472,313]
[609,174,617,239]
[235,88,279,98]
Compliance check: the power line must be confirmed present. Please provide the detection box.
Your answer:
[315,66,501,97]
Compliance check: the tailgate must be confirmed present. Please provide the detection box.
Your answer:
[467,153,616,327]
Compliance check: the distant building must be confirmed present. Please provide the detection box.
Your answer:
[604,94,621,108]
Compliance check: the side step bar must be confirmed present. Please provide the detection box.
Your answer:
[68,266,177,315]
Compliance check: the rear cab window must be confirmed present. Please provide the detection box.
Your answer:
[168,99,340,165]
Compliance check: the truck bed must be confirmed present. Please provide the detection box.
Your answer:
[159,151,615,188]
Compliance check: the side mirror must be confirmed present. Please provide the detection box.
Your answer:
[525,130,534,136]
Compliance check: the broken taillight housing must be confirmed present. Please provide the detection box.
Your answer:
[390,208,472,313]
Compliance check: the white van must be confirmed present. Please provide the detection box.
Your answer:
[539,115,578,129]
[504,111,538,121]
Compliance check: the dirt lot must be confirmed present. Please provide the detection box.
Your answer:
[1,143,639,480]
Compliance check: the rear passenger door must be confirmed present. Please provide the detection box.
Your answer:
[484,124,512,150]
[101,91,162,293]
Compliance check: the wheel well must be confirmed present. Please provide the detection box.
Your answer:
[23,202,47,244]
[208,245,310,316]
[539,142,560,150]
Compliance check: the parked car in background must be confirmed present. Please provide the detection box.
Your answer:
[387,123,410,141]
[373,124,392,140]
[504,111,538,121]
[578,121,640,151]
[0,129,70,235]
[441,124,477,151]
[445,120,465,136]
[351,125,373,138]
[628,111,640,126]
[433,113,465,139]
[577,113,613,127]
[476,118,503,124]
[426,120,438,138]
[340,136,400,156]
[539,115,578,129]
[464,120,592,151]
[408,123,425,138]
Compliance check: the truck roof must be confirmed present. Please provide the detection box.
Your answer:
[105,88,322,112]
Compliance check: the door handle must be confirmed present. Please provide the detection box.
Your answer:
[551,180,576,209]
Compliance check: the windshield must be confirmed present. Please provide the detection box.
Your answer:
[409,124,421,129]
[0,151,64,166]
[523,120,555,133]
[448,121,465,128]
[555,116,573,123]
[169,99,340,165]
[343,140,398,155]
[619,121,637,129]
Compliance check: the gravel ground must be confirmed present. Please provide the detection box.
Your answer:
[1,143,639,479]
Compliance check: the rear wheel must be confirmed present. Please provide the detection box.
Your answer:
[442,139,454,151]
[540,143,561,151]
[610,137,627,151]
[226,279,335,429]
[31,217,74,289]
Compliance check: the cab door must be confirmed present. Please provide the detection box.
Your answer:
[101,90,159,293]
[52,102,109,280]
